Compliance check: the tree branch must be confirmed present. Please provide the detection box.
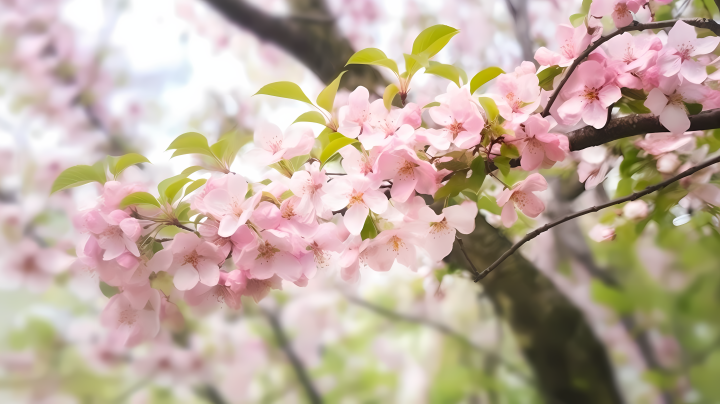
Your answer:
[344,294,533,382]
[541,18,720,117]
[202,0,386,91]
[474,154,720,282]
[262,308,323,404]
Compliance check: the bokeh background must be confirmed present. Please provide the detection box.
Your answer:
[1,0,720,403]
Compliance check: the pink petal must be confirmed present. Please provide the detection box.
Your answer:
[645,88,669,116]
[171,233,202,256]
[443,202,477,234]
[659,104,690,134]
[227,174,249,199]
[582,101,609,129]
[196,258,220,286]
[598,85,621,107]
[254,121,284,153]
[173,264,199,291]
[271,251,302,282]
[521,139,545,171]
[518,173,548,192]
[657,53,681,77]
[362,190,388,214]
[344,203,369,235]
[429,105,454,126]
[501,203,518,227]
[102,237,126,261]
[218,215,242,237]
[534,47,561,66]
[391,173,418,203]
[691,36,720,56]
[680,60,707,84]
[518,192,545,218]
[203,189,232,218]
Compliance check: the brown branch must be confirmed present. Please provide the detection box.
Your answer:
[344,294,533,382]
[262,308,323,404]
[455,236,480,278]
[541,18,720,117]
[474,154,720,282]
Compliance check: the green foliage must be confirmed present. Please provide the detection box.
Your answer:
[316,71,347,112]
[320,135,358,166]
[253,81,313,105]
[99,281,119,298]
[110,153,151,179]
[405,24,459,76]
[685,102,703,115]
[120,192,161,208]
[346,48,400,75]
[425,62,463,87]
[293,111,327,125]
[360,215,378,240]
[51,163,107,194]
[383,83,399,110]
[569,13,586,27]
[500,143,520,159]
[423,101,441,109]
[591,280,634,313]
[466,156,486,192]
[166,132,214,158]
[435,171,468,201]
[537,66,564,91]
[470,67,504,94]
[493,156,512,176]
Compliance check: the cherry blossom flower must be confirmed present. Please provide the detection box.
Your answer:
[490,62,541,124]
[299,222,344,277]
[339,145,376,176]
[241,229,303,282]
[375,147,441,202]
[535,24,594,67]
[1,240,72,293]
[184,270,244,310]
[657,21,720,84]
[623,200,649,220]
[577,146,611,190]
[100,284,161,347]
[244,121,314,166]
[557,60,622,129]
[414,201,478,262]
[515,115,568,170]
[202,174,262,237]
[337,86,370,138]
[590,0,643,28]
[589,225,616,242]
[358,100,421,149]
[425,85,485,150]
[635,132,696,155]
[644,79,706,134]
[362,228,421,272]
[164,233,224,291]
[322,175,388,234]
[496,173,548,227]
[289,161,329,219]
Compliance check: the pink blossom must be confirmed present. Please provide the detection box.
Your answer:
[203,173,261,237]
[374,147,441,202]
[490,62,541,124]
[358,100,421,149]
[623,200,649,220]
[535,24,594,67]
[605,32,661,72]
[1,240,71,293]
[514,115,568,170]
[590,0,642,28]
[414,201,478,262]
[83,210,142,260]
[635,132,696,155]
[322,175,388,234]
[275,196,319,237]
[299,222,344,277]
[657,153,681,174]
[589,225,616,242]
[644,79,706,134]
[576,146,611,190]
[496,173,548,227]
[362,228,421,272]
[241,229,303,282]
[339,144,377,176]
[100,284,162,347]
[557,60,622,129]
[244,121,314,166]
[657,21,720,84]
[164,233,224,291]
[184,270,244,310]
[289,161,329,218]
[337,86,370,138]
[425,84,485,150]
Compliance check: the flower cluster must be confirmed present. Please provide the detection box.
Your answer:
[55,14,720,347]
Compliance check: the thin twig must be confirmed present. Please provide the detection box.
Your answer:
[344,294,533,382]
[541,18,720,117]
[474,154,720,282]
[262,308,323,404]
[455,236,480,278]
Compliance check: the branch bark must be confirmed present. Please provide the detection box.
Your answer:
[202,0,386,91]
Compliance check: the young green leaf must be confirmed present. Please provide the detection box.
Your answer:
[685,102,703,115]
[316,71,347,113]
[620,88,647,100]
[478,97,500,122]
[51,165,107,194]
[254,81,314,105]
[477,195,502,215]
[346,48,400,75]
[360,215,378,240]
[289,154,311,171]
[406,25,459,76]
[434,172,467,201]
[569,13,586,27]
[500,143,520,159]
[120,192,161,208]
[403,53,429,72]
[293,111,327,126]
[537,66,564,91]
[467,156,486,191]
[111,153,151,178]
[423,101,441,109]
[383,83,399,110]
[469,67,505,94]
[166,132,215,158]
[184,178,207,197]
[164,177,193,203]
[493,156,512,176]
[320,136,358,166]
[424,62,462,87]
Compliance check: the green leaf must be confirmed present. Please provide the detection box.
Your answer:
[164,177,193,202]
[383,83,399,110]
[184,178,207,197]
[500,143,520,159]
[615,178,633,198]
[685,102,703,115]
[406,25,459,76]
[316,71,347,113]
[51,165,106,194]
[100,282,119,298]
[569,13,586,27]
[120,192,161,208]
[289,154,311,171]
[469,67,505,94]
[478,97,499,122]
[493,156,511,176]
[423,101,441,109]
[477,195,502,215]
[435,172,467,201]
[360,215,378,240]
[404,53,430,69]
[625,99,651,114]
[150,271,174,297]
[467,157,486,192]
[254,81,313,105]
[620,88,647,100]
[111,153,151,178]
[320,136,358,165]
[166,132,215,158]
[346,48,399,75]
[591,280,633,313]
[424,62,461,87]
[435,159,470,172]
[293,111,327,126]
[157,167,203,203]
[537,66,564,91]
